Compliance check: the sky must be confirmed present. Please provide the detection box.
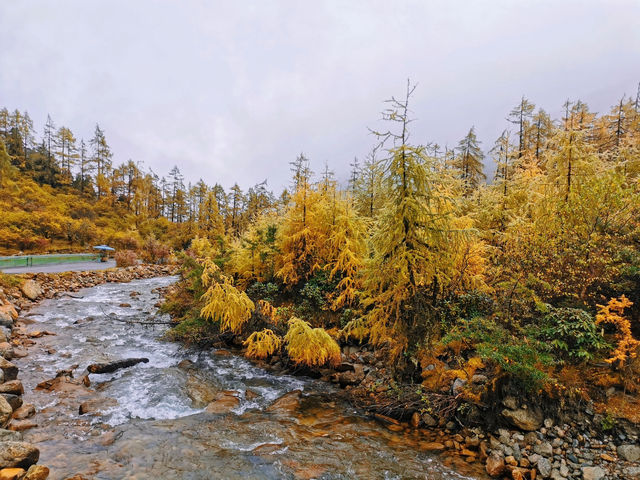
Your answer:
[1,0,639,192]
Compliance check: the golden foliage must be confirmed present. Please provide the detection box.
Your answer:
[243,329,282,359]
[284,317,341,367]
[596,295,639,366]
[200,260,255,334]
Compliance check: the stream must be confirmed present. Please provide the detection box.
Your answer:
[15,276,483,480]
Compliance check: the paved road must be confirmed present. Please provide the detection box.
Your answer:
[1,259,117,274]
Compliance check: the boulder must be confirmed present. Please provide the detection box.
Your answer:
[11,405,35,420]
[266,390,302,413]
[0,313,12,329]
[452,378,467,395]
[581,466,606,480]
[20,281,42,301]
[0,344,14,360]
[502,407,543,431]
[0,304,18,321]
[536,457,552,478]
[87,358,149,374]
[618,444,640,462]
[0,442,39,469]
[485,453,505,477]
[7,420,36,432]
[24,465,50,480]
[0,430,22,442]
[1,396,22,412]
[0,396,12,428]
[78,398,117,416]
[0,468,26,480]
[204,392,240,414]
[0,359,18,382]
[0,382,23,396]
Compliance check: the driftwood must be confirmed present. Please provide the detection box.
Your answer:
[87,358,149,374]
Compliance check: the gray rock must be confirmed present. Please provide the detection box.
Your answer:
[581,466,605,480]
[618,444,640,462]
[0,312,12,328]
[534,441,553,456]
[0,441,39,468]
[549,469,563,480]
[529,453,541,465]
[502,396,518,410]
[537,457,552,478]
[623,466,640,479]
[452,377,467,395]
[0,429,22,442]
[0,357,18,381]
[502,407,543,431]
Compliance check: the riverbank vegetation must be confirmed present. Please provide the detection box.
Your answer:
[3,83,640,429]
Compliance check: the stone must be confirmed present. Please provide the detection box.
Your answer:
[204,391,240,414]
[0,468,26,480]
[0,344,14,360]
[11,405,34,420]
[471,374,488,384]
[410,412,420,428]
[485,453,505,477]
[0,430,21,442]
[618,444,640,462]
[502,407,543,431]
[452,378,467,395]
[266,390,301,413]
[544,418,554,428]
[622,466,640,479]
[419,442,445,451]
[24,465,50,480]
[0,304,18,321]
[0,442,39,469]
[511,468,526,480]
[0,313,12,329]
[8,420,37,432]
[537,457,552,478]
[534,442,553,456]
[0,396,11,429]
[0,396,21,412]
[0,359,18,382]
[0,382,23,396]
[503,396,518,410]
[78,398,117,416]
[581,466,605,480]
[421,413,437,427]
[20,281,42,301]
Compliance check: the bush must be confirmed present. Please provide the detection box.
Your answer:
[115,250,138,267]
[285,317,341,367]
[141,236,171,264]
[243,329,282,359]
[246,282,280,302]
[538,307,608,362]
[443,317,553,390]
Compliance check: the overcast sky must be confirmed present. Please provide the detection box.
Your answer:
[1,1,639,191]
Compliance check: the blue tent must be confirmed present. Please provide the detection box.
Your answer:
[93,245,115,251]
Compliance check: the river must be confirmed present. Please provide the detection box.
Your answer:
[14,276,483,480]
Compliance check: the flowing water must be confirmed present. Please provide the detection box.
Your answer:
[15,276,484,480]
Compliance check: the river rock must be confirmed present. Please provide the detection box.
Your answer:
[20,281,42,301]
[537,456,552,478]
[78,398,117,416]
[0,382,23,396]
[266,390,302,413]
[8,420,37,432]
[581,466,606,480]
[0,313,12,329]
[0,359,18,382]
[24,465,49,480]
[204,392,240,414]
[0,304,18,321]
[618,444,640,462]
[0,344,14,360]
[421,413,437,427]
[0,396,12,428]
[502,407,543,431]
[87,358,149,374]
[1,395,22,412]
[0,441,39,469]
[533,442,553,456]
[485,453,505,477]
[11,405,35,420]
[0,468,26,480]
[623,466,640,479]
[0,430,22,442]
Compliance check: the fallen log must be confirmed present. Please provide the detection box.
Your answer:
[87,358,149,374]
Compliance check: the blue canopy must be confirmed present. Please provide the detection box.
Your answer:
[93,245,115,251]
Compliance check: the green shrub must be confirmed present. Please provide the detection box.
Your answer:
[537,307,609,362]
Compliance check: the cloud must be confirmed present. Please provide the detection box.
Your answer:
[1,0,638,191]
